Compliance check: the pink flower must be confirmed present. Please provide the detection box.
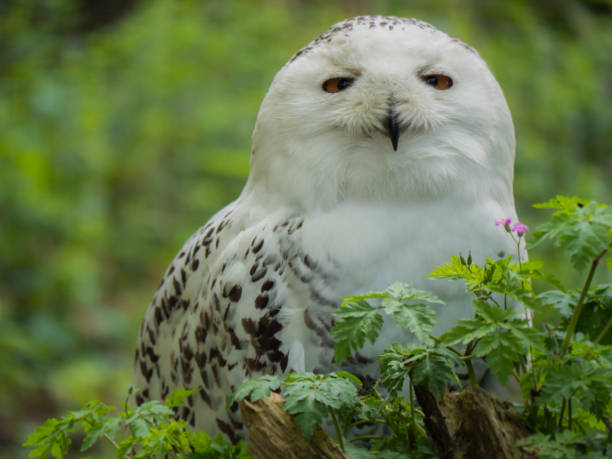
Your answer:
[495,218,512,227]
[512,222,529,236]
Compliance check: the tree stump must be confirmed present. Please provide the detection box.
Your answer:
[239,392,347,459]
[240,388,534,458]
[414,385,535,459]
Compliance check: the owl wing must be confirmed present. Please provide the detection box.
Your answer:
[132,199,342,441]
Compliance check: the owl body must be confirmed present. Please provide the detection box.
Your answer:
[133,16,521,440]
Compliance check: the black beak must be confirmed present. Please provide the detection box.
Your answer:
[385,113,400,151]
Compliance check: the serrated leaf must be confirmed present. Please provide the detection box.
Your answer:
[80,424,104,452]
[473,300,518,323]
[283,393,328,440]
[440,319,495,346]
[165,388,200,409]
[410,351,457,397]
[481,335,521,384]
[103,416,122,441]
[129,417,151,438]
[379,344,459,397]
[382,298,436,343]
[332,300,384,364]
[228,375,281,408]
[281,372,359,439]
[538,290,577,317]
[335,371,363,387]
[385,281,444,304]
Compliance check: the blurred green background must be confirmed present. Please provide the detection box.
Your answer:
[1,0,611,457]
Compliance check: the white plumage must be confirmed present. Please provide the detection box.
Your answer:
[132,16,521,441]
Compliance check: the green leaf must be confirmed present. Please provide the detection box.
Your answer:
[379,344,459,397]
[381,298,436,343]
[440,319,495,346]
[532,197,611,271]
[103,416,122,441]
[477,333,522,383]
[517,431,585,459]
[228,374,282,408]
[538,289,576,317]
[129,417,151,438]
[281,372,359,440]
[332,300,384,364]
[80,423,104,452]
[385,281,444,304]
[165,387,200,409]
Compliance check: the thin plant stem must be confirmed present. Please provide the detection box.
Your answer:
[409,381,416,447]
[464,339,479,386]
[103,432,120,450]
[465,359,478,387]
[568,398,572,430]
[558,398,566,429]
[562,247,608,354]
[511,369,521,386]
[349,434,383,443]
[328,407,344,452]
[350,418,387,428]
[595,315,612,345]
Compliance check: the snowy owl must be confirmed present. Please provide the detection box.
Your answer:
[132,16,521,441]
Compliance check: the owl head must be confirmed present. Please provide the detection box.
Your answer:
[246,16,516,210]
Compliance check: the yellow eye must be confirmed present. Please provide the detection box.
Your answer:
[423,74,453,90]
[322,77,354,93]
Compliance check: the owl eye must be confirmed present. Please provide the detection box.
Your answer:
[423,74,453,90]
[322,77,354,93]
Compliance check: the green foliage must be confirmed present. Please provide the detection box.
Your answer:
[227,375,282,407]
[532,196,612,271]
[326,196,610,457]
[332,282,443,365]
[379,344,460,397]
[24,389,250,458]
[232,372,360,441]
[517,430,608,459]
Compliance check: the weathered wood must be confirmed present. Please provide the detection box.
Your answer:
[239,392,347,459]
[415,385,535,459]
[240,387,534,458]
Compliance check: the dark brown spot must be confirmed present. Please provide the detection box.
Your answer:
[281,353,288,371]
[211,364,220,386]
[228,327,242,349]
[199,388,212,407]
[195,326,207,343]
[251,268,267,282]
[216,419,239,444]
[173,278,182,296]
[195,351,207,368]
[246,357,265,372]
[139,360,152,382]
[210,348,227,367]
[261,280,274,291]
[228,284,242,302]
[252,239,264,254]
[183,344,194,361]
[255,294,269,309]
[201,368,210,388]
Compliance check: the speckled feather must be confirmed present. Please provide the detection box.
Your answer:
[132,16,523,441]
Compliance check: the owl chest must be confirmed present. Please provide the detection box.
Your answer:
[295,201,516,355]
